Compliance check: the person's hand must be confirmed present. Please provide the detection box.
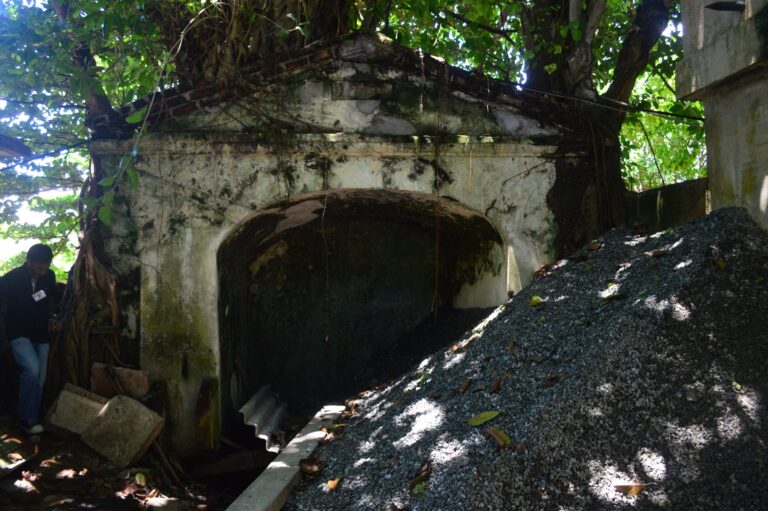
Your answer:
[49,317,62,332]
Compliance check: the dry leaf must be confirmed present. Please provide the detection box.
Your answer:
[459,379,472,394]
[451,333,481,352]
[614,482,652,496]
[300,458,322,475]
[541,372,565,388]
[467,410,500,426]
[588,242,603,251]
[409,462,432,489]
[486,426,512,448]
[713,258,726,270]
[327,478,341,490]
[490,378,501,393]
[506,340,517,352]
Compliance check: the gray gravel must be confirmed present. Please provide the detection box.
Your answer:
[284,208,768,510]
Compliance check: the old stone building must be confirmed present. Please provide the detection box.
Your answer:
[90,34,614,453]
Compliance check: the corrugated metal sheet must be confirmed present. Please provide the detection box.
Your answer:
[238,386,288,452]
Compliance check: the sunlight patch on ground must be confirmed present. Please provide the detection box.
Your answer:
[674,259,693,270]
[393,399,444,449]
[736,389,761,423]
[637,448,666,481]
[443,351,466,370]
[353,457,376,468]
[430,438,467,466]
[587,460,640,506]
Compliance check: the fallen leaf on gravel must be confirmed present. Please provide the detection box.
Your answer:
[506,340,517,351]
[713,258,726,270]
[409,462,431,489]
[529,295,545,307]
[134,472,147,486]
[541,373,565,388]
[459,379,472,394]
[467,410,500,426]
[588,242,603,251]
[412,481,427,495]
[486,426,512,448]
[299,458,322,475]
[614,482,652,496]
[327,478,341,490]
[451,333,481,352]
[490,378,501,393]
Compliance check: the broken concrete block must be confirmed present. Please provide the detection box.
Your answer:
[45,383,109,437]
[81,395,164,467]
[90,363,150,399]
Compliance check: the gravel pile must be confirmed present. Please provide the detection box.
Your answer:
[284,208,768,510]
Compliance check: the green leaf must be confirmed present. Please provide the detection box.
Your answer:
[97,205,113,225]
[529,295,545,307]
[98,175,116,187]
[102,190,115,208]
[126,167,139,188]
[125,107,147,124]
[412,481,427,495]
[466,410,500,426]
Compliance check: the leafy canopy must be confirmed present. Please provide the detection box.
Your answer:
[0,0,704,273]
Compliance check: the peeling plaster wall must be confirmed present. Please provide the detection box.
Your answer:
[678,2,768,230]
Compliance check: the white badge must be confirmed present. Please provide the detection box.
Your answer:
[32,289,47,302]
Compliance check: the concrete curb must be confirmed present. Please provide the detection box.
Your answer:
[226,404,345,511]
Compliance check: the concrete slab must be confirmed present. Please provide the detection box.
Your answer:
[226,404,345,511]
[81,395,164,467]
[44,384,109,437]
[90,363,150,399]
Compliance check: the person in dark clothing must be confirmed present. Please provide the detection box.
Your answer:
[0,244,61,434]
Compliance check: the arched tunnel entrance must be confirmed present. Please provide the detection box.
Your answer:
[217,189,506,437]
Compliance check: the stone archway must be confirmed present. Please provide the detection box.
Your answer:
[217,189,506,434]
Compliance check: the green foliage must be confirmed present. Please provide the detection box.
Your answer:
[0,0,705,271]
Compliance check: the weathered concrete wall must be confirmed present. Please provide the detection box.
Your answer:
[94,133,567,454]
[678,1,768,230]
[623,178,709,232]
[91,34,598,454]
[680,0,768,56]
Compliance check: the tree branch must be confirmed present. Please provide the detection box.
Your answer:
[602,0,674,107]
[583,0,607,45]
[443,10,516,43]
